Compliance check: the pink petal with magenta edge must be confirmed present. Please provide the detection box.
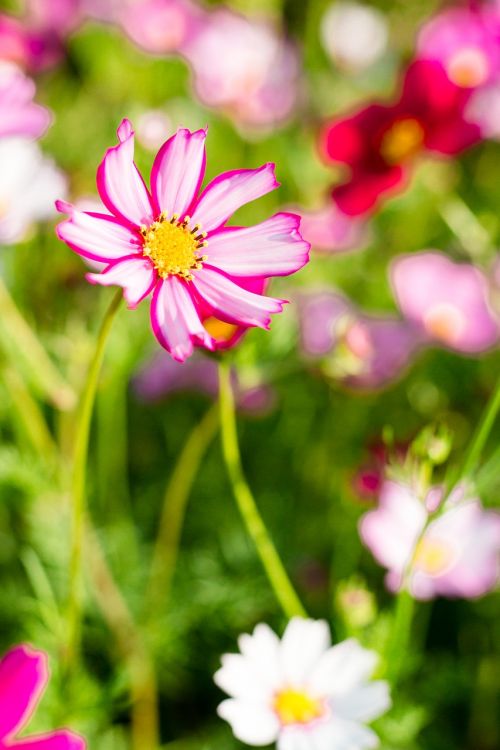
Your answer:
[12,729,86,750]
[206,212,310,277]
[150,127,207,219]
[190,163,279,233]
[96,118,154,228]
[55,201,142,263]
[87,255,157,309]
[0,644,48,741]
[192,266,285,329]
[150,276,214,362]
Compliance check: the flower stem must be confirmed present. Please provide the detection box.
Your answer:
[218,359,306,620]
[455,374,500,484]
[0,276,75,410]
[63,290,122,672]
[386,589,415,685]
[145,403,219,614]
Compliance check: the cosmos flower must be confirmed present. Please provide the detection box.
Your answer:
[417,3,500,90]
[0,643,85,750]
[117,0,202,56]
[182,8,299,130]
[215,617,391,750]
[321,60,481,216]
[360,480,500,599]
[56,120,309,361]
[0,62,50,140]
[298,290,421,389]
[391,252,500,353]
[133,348,276,415]
[0,137,67,244]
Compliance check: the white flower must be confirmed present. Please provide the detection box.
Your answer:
[0,137,67,244]
[214,617,390,750]
[320,2,388,72]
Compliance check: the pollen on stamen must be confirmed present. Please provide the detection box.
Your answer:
[141,214,208,280]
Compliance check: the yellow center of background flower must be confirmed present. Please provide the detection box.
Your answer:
[414,537,454,576]
[448,47,489,88]
[423,302,465,345]
[380,118,425,165]
[273,688,325,726]
[142,214,207,280]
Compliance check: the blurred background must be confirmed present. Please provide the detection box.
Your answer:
[0,1,498,749]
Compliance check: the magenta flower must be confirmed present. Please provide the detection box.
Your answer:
[417,4,500,90]
[56,120,309,361]
[0,644,85,750]
[0,63,50,139]
[360,481,500,600]
[118,0,202,56]
[391,252,500,353]
[298,202,370,254]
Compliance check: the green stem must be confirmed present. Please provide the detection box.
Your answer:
[386,590,415,685]
[218,360,306,620]
[0,276,75,410]
[456,375,500,484]
[63,290,122,672]
[145,403,219,613]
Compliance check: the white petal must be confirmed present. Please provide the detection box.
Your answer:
[333,681,391,722]
[280,618,331,685]
[217,698,280,746]
[308,640,378,697]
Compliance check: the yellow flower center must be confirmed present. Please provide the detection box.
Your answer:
[413,537,454,576]
[203,316,239,342]
[380,118,425,165]
[423,303,466,345]
[141,214,208,280]
[448,47,489,88]
[273,688,325,726]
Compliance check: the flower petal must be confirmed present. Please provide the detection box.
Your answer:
[217,699,280,746]
[191,163,279,233]
[0,645,48,741]
[279,618,331,685]
[193,266,285,329]
[308,639,378,697]
[86,256,157,309]
[206,213,310,277]
[333,681,391,722]
[13,731,86,750]
[150,276,214,362]
[55,201,142,263]
[151,127,207,218]
[96,118,154,227]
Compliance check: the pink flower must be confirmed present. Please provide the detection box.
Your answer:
[417,5,500,90]
[183,8,299,130]
[298,202,370,254]
[118,0,202,56]
[391,251,500,353]
[0,63,50,139]
[0,643,85,750]
[56,120,309,362]
[360,480,500,600]
[298,290,421,389]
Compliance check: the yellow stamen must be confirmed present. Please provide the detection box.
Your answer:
[203,316,239,342]
[423,303,465,345]
[414,537,454,576]
[448,48,489,88]
[142,214,207,280]
[273,688,325,726]
[380,118,425,165]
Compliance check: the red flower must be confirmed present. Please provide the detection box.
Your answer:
[320,60,481,216]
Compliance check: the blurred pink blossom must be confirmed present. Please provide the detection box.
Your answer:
[117,0,202,55]
[298,290,422,389]
[134,350,276,415]
[321,1,389,73]
[183,8,300,130]
[391,251,500,353]
[0,62,50,139]
[298,202,370,254]
[417,4,500,90]
[360,480,500,599]
[0,643,85,750]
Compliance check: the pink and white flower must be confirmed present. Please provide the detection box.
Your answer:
[298,202,370,254]
[117,0,202,56]
[360,480,500,599]
[391,252,500,353]
[215,617,391,750]
[0,643,85,750]
[56,119,309,361]
[0,62,50,140]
